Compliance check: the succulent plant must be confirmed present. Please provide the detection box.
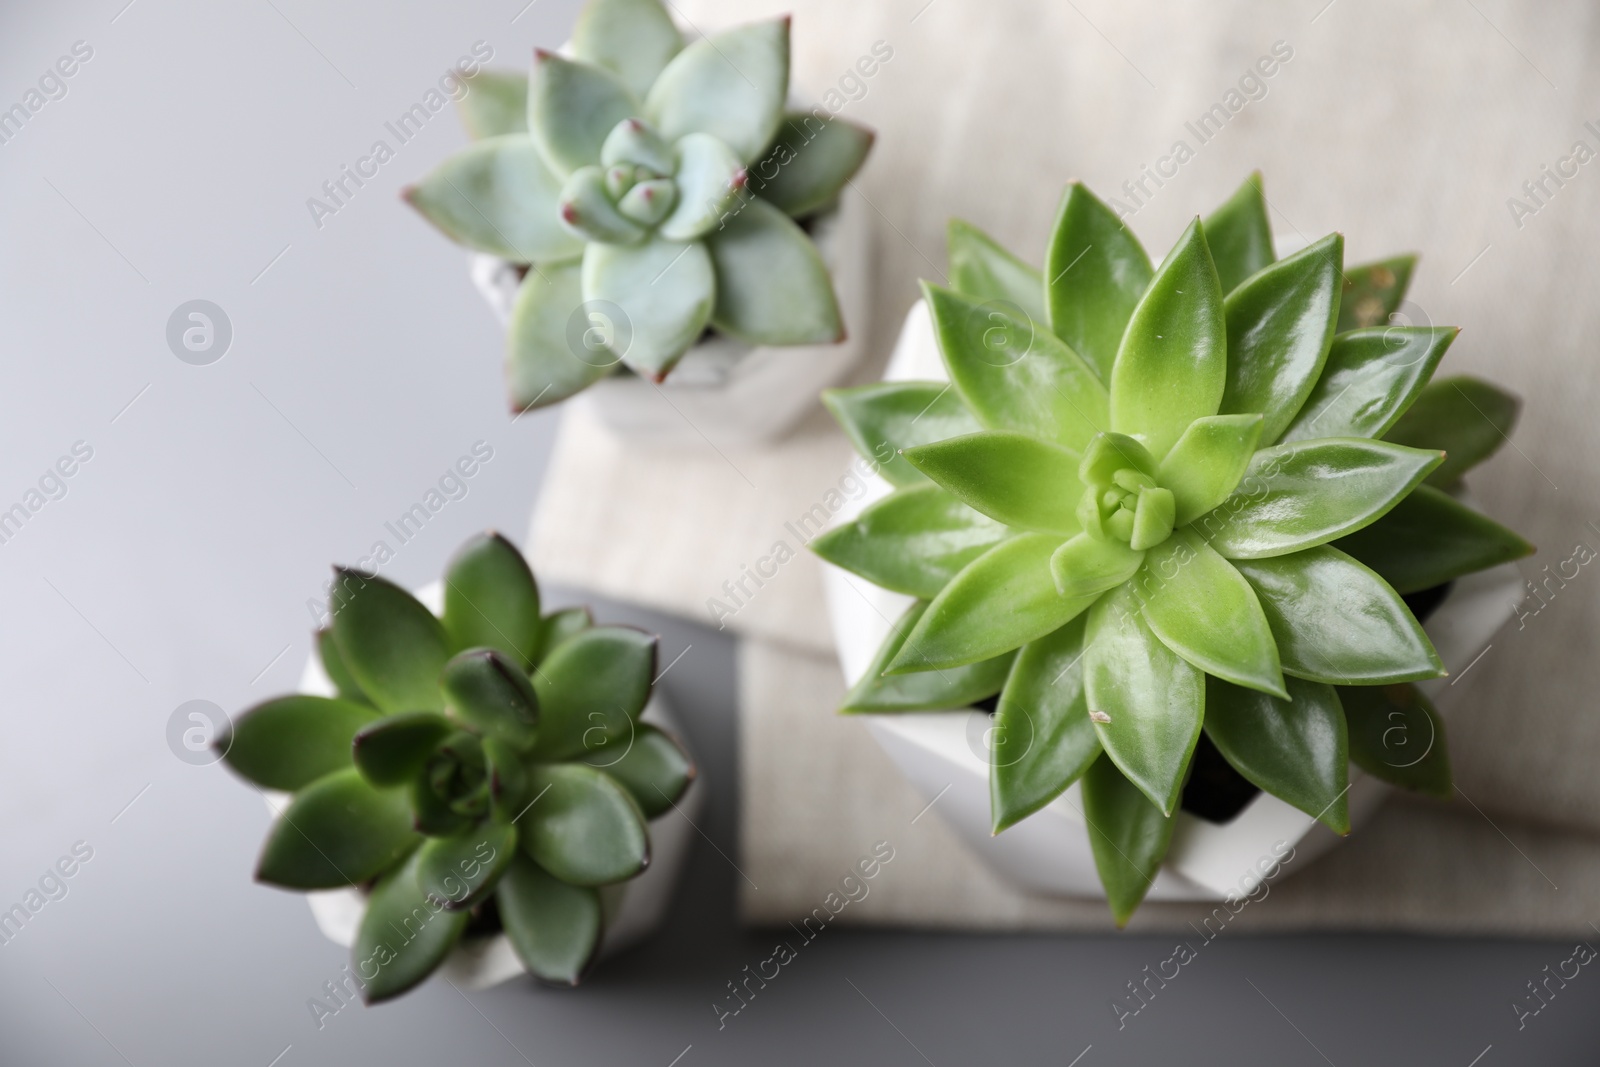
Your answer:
[221,532,693,1000]
[406,0,873,408]
[815,174,1532,923]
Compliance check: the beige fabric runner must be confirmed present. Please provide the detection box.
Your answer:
[529,0,1600,931]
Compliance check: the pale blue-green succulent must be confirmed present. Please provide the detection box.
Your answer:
[406,0,874,407]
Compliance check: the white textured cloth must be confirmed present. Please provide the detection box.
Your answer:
[529,0,1600,930]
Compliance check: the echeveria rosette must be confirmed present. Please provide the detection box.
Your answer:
[220,532,693,1001]
[814,173,1533,924]
[405,0,873,407]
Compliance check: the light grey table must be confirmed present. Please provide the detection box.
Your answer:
[0,1,1591,1063]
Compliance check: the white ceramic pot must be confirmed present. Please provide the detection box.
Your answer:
[821,300,1523,903]
[264,581,703,990]
[471,191,871,448]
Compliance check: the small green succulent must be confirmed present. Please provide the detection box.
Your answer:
[815,174,1532,923]
[406,0,873,408]
[221,533,692,1000]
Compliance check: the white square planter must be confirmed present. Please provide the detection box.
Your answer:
[821,301,1523,903]
[264,581,702,990]
[472,191,871,448]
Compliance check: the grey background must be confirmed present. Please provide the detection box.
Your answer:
[0,1,1593,1064]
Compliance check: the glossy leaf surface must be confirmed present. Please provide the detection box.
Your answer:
[257,769,418,889]
[1046,182,1153,383]
[1080,754,1176,926]
[531,627,656,760]
[441,649,541,750]
[844,601,1014,712]
[442,532,542,666]
[1385,375,1521,487]
[1336,255,1415,332]
[1336,484,1533,593]
[1341,683,1451,797]
[809,482,1007,599]
[1048,533,1143,599]
[223,696,377,792]
[1157,413,1263,526]
[329,571,450,715]
[520,764,649,885]
[904,431,1082,534]
[1204,676,1349,832]
[947,219,1046,325]
[822,381,983,489]
[582,723,694,817]
[1280,327,1456,443]
[1203,172,1274,294]
[497,854,603,984]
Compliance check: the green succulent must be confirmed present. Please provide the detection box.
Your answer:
[814,174,1533,924]
[221,532,693,1000]
[406,0,873,407]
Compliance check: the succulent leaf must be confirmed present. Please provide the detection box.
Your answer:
[600,117,676,174]
[582,723,695,816]
[352,712,454,787]
[946,218,1047,325]
[644,17,789,164]
[886,533,1093,673]
[1080,753,1176,926]
[559,165,649,244]
[842,601,1015,712]
[1384,375,1521,488]
[458,70,529,139]
[415,822,518,910]
[752,111,874,219]
[1233,545,1443,684]
[1083,586,1204,815]
[316,628,373,707]
[520,764,650,885]
[441,649,541,750]
[442,532,542,666]
[1218,233,1343,445]
[405,135,584,264]
[1200,439,1442,559]
[904,431,1083,534]
[257,769,419,889]
[572,0,682,100]
[329,570,450,715]
[924,282,1109,452]
[809,482,1007,600]
[1340,683,1451,797]
[658,132,743,241]
[1336,255,1416,333]
[484,737,529,822]
[536,607,595,662]
[821,382,983,489]
[507,260,614,412]
[1280,327,1457,443]
[990,616,1102,833]
[1109,217,1227,459]
[527,52,641,176]
[1203,172,1275,294]
[1157,414,1263,526]
[1203,676,1349,833]
[1137,531,1286,698]
[353,849,471,1003]
[581,236,715,379]
[222,696,378,792]
[1046,182,1153,383]
[531,627,657,760]
[704,196,842,343]
[496,854,603,985]
[1336,484,1534,594]
[616,177,678,226]
[1048,533,1144,600]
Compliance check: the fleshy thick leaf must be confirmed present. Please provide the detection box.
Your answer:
[1233,545,1443,684]
[752,111,874,219]
[536,608,594,661]
[329,571,450,715]
[222,696,377,792]
[887,533,1090,672]
[486,737,529,823]
[1080,754,1176,927]
[1137,531,1286,698]
[571,0,683,98]
[658,132,744,241]
[1158,414,1263,526]
[704,196,841,343]
[520,764,650,885]
[583,723,694,817]
[823,382,981,488]
[442,532,541,665]
[1109,217,1226,459]
[1340,683,1451,797]
[531,627,656,760]
[1336,255,1415,333]
[1048,533,1144,600]
[558,164,647,244]
[1203,172,1275,294]
[1336,484,1534,593]
[1385,376,1521,488]
[990,616,1102,832]
[1280,327,1456,443]
[458,71,529,139]
[441,649,541,750]
[353,850,470,1003]
[843,601,1014,712]
[415,822,518,909]
[1083,586,1204,815]
[527,52,640,175]
[507,259,614,412]
[1218,233,1342,445]
[1204,676,1349,833]
[904,431,1082,534]
[947,219,1046,325]
[645,18,788,163]
[924,282,1109,452]
[405,136,584,263]
[317,628,372,707]
[582,237,715,380]
[809,482,1007,599]
[1045,182,1153,383]
[352,712,453,787]
[497,854,603,984]
[1199,439,1442,559]
[256,769,419,889]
